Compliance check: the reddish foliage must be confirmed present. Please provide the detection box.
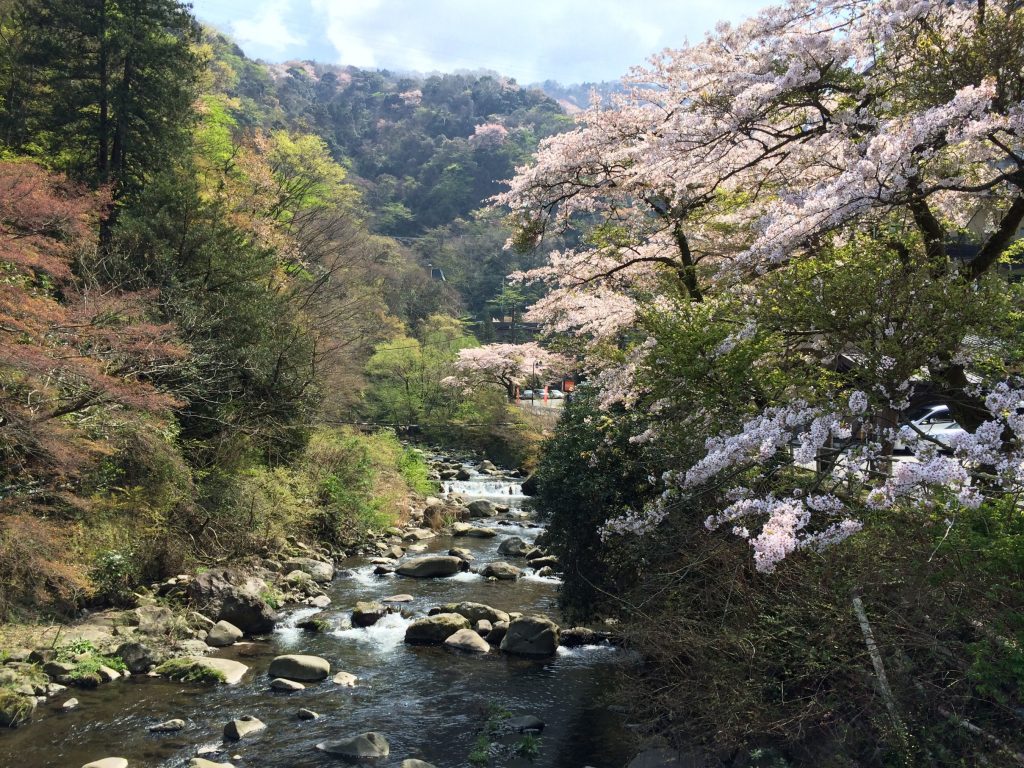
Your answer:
[0,161,183,486]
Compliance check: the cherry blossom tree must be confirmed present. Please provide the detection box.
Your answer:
[452,342,568,401]
[500,0,1024,571]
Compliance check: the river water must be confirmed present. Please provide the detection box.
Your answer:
[0,460,637,768]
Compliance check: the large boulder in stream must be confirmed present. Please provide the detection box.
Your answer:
[444,629,490,654]
[451,523,495,538]
[497,536,531,557]
[481,561,522,580]
[352,601,388,627]
[466,499,498,518]
[186,568,278,634]
[317,732,390,760]
[404,613,470,645]
[396,556,466,578]
[500,615,560,657]
[267,654,330,681]
[434,601,510,625]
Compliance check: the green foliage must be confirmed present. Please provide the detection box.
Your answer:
[469,734,492,766]
[515,733,542,760]
[2,0,202,200]
[153,658,226,684]
[0,687,34,726]
[55,640,126,688]
[88,550,138,607]
[533,388,657,621]
[397,448,437,496]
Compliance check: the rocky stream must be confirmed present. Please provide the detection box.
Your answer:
[0,454,640,768]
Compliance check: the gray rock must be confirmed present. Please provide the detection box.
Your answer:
[381,594,414,603]
[223,714,266,740]
[402,528,435,542]
[267,654,330,682]
[190,759,235,768]
[481,561,522,581]
[43,661,76,683]
[436,602,510,625]
[497,536,532,557]
[187,569,278,634]
[487,620,509,646]
[507,715,545,733]
[149,718,186,732]
[447,547,475,561]
[81,760,129,768]
[528,555,560,570]
[396,556,465,578]
[62,697,79,710]
[297,708,319,720]
[444,629,490,654]
[97,665,121,682]
[456,468,472,481]
[332,671,358,687]
[205,620,243,648]
[451,523,496,539]
[535,566,555,578]
[168,656,249,685]
[466,500,497,517]
[270,677,305,692]
[404,613,470,645]
[560,627,601,647]
[500,615,560,657]
[520,473,538,496]
[352,601,388,627]
[476,619,492,636]
[317,732,390,760]
[282,557,335,583]
[134,605,175,635]
[400,761,438,768]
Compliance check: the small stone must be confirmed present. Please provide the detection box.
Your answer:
[97,665,121,682]
[332,671,358,687]
[189,760,235,768]
[223,715,266,740]
[81,759,129,768]
[149,718,186,732]
[297,708,319,720]
[62,697,80,710]
[381,594,414,603]
[270,677,305,692]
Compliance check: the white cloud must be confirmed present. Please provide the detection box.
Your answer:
[230,0,306,53]
[197,0,767,83]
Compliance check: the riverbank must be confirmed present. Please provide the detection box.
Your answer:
[0,453,636,768]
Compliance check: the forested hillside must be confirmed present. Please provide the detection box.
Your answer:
[0,2,561,618]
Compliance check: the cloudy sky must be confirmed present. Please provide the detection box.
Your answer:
[189,0,767,84]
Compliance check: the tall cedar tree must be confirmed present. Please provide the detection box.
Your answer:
[3,0,200,205]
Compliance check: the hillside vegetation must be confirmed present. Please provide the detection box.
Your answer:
[0,2,558,618]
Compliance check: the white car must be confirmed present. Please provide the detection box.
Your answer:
[895,404,966,451]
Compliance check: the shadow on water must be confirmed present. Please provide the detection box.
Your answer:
[0,459,638,768]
